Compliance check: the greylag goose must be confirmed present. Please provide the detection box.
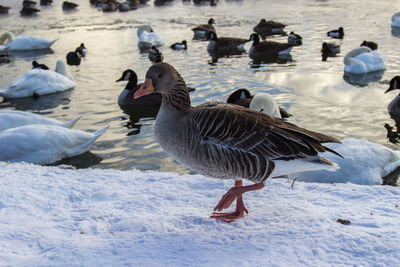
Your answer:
[226,88,291,119]
[134,62,342,222]
[360,40,378,51]
[192,18,215,38]
[207,31,249,55]
[327,27,344,39]
[253,19,286,39]
[385,76,400,118]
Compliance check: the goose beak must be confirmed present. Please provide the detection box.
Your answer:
[134,78,155,99]
[116,77,123,82]
[385,87,393,94]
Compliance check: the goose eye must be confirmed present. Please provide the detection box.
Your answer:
[260,108,264,112]
[158,74,163,78]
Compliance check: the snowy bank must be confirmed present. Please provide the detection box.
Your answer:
[1,162,399,266]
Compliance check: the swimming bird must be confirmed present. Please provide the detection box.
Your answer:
[0,5,11,14]
[170,40,187,50]
[20,7,40,16]
[360,40,378,50]
[0,60,75,99]
[137,25,164,50]
[392,12,400,28]
[192,18,215,38]
[23,0,37,8]
[62,1,78,10]
[289,138,400,185]
[253,19,286,39]
[76,43,86,57]
[321,42,340,55]
[385,76,400,118]
[40,0,53,5]
[249,33,292,59]
[327,27,344,39]
[0,124,108,165]
[134,62,342,222]
[32,60,49,70]
[66,48,81,66]
[287,31,302,46]
[0,110,81,132]
[207,31,249,55]
[343,46,386,74]
[148,46,163,63]
[0,32,58,51]
[226,88,291,119]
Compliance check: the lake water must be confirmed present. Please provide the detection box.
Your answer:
[1,0,400,175]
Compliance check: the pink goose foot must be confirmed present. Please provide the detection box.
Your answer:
[211,180,265,223]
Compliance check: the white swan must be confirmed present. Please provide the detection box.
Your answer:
[0,60,75,99]
[0,32,59,51]
[137,25,164,50]
[0,124,109,165]
[249,93,282,118]
[391,12,400,28]
[289,138,400,185]
[0,110,82,132]
[343,47,386,74]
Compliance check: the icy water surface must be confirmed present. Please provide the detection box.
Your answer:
[1,0,400,174]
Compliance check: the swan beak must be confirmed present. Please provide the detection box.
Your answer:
[134,78,155,99]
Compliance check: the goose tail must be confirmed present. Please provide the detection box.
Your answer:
[62,115,83,128]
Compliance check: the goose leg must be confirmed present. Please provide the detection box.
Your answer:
[211,180,264,222]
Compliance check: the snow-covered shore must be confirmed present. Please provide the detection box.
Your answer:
[1,162,399,266]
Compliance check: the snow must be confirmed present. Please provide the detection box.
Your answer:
[1,162,399,266]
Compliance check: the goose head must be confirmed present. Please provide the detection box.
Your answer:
[116,69,138,85]
[249,33,260,45]
[226,88,252,104]
[338,27,344,35]
[207,31,218,41]
[134,62,183,99]
[32,60,39,68]
[386,76,400,94]
[208,18,215,25]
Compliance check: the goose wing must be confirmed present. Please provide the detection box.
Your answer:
[190,102,341,161]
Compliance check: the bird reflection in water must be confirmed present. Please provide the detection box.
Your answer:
[385,120,400,145]
[249,54,293,68]
[119,104,160,136]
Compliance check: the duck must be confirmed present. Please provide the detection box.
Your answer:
[249,33,292,59]
[23,0,37,8]
[0,60,75,99]
[40,0,53,6]
[66,48,81,66]
[192,18,215,38]
[343,46,386,74]
[32,60,49,70]
[226,88,291,119]
[287,31,302,46]
[62,1,78,10]
[385,76,400,118]
[360,40,378,51]
[133,62,342,222]
[148,46,163,63]
[0,52,9,64]
[0,32,59,51]
[76,43,86,57]
[391,12,400,28]
[102,1,118,12]
[253,19,286,39]
[207,31,249,54]
[170,40,187,50]
[0,5,11,14]
[289,138,400,185]
[137,25,164,50]
[0,110,81,132]
[321,42,340,55]
[327,27,344,39]
[0,124,108,165]
[118,2,130,12]
[20,7,40,16]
